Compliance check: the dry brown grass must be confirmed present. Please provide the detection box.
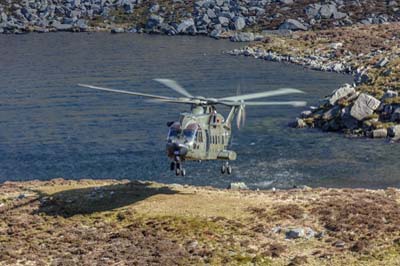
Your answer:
[2,179,400,265]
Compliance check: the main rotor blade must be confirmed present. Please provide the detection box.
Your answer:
[220,88,304,102]
[153,79,193,98]
[242,101,307,107]
[78,84,173,100]
[149,98,200,105]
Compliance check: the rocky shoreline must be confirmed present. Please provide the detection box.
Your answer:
[0,0,399,38]
[230,23,400,140]
[2,178,400,265]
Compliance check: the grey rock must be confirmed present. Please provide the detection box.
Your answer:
[279,0,293,4]
[341,109,359,129]
[75,19,87,30]
[230,32,254,42]
[305,4,321,18]
[319,4,337,19]
[289,118,306,128]
[210,28,222,39]
[350,93,381,121]
[218,16,229,26]
[329,84,356,105]
[300,110,312,118]
[286,228,307,239]
[228,182,248,190]
[17,193,26,199]
[149,3,160,13]
[354,68,371,85]
[333,11,347,20]
[372,128,387,138]
[51,20,73,31]
[146,14,164,29]
[233,16,245,30]
[272,226,282,233]
[383,90,398,100]
[177,18,196,34]
[334,240,346,248]
[391,108,400,122]
[388,125,400,138]
[111,27,124,33]
[207,9,216,19]
[279,19,308,31]
[323,106,340,121]
[375,57,389,68]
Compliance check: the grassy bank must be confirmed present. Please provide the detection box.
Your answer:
[1,179,400,265]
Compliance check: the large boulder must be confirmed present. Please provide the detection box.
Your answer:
[350,93,381,121]
[328,84,356,105]
[278,19,308,31]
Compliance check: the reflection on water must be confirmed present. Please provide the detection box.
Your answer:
[0,33,398,189]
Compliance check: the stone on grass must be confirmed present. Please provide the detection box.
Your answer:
[228,182,248,190]
[285,227,315,239]
[278,19,308,31]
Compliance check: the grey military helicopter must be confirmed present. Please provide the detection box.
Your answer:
[78,79,306,176]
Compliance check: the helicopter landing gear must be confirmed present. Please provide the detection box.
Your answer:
[221,162,232,175]
[173,161,186,176]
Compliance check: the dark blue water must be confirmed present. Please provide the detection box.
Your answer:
[0,33,398,189]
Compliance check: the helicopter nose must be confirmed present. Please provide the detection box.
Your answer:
[167,143,188,157]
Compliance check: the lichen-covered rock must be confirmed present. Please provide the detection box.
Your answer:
[350,93,381,121]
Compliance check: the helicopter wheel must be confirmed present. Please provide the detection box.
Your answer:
[221,164,226,174]
[170,162,175,171]
[180,168,186,176]
[227,165,232,175]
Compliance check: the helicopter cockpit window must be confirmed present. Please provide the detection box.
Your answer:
[167,123,181,139]
[183,124,199,142]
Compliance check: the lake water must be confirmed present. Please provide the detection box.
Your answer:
[0,33,399,189]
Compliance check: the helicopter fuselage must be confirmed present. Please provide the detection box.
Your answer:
[166,105,237,163]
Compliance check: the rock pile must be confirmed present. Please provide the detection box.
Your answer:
[0,0,399,35]
[292,83,400,140]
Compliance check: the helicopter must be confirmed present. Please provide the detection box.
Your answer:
[78,79,306,176]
